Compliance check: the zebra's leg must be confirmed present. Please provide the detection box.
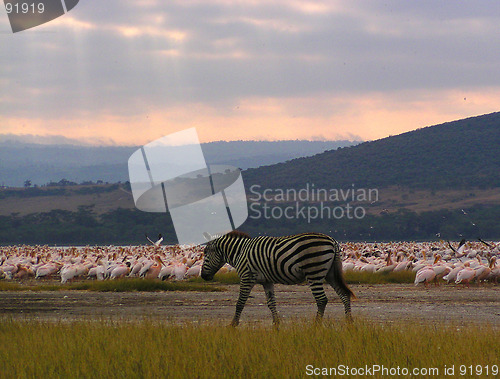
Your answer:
[231,277,256,327]
[262,282,280,325]
[327,279,352,319]
[307,280,328,322]
[326,261,353,319]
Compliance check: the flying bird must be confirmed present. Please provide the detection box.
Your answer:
[145,233,163,246]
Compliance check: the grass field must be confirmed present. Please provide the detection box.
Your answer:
[0,318,498,378]
[0,271,416,292]
[345,269,416,284]
[0,272,498,378]
[0,278,224,292]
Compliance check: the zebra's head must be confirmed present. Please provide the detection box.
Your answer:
[200,239,225,281]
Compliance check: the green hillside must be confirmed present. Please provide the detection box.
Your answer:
[1,113,499,244]
[243,112,500,190]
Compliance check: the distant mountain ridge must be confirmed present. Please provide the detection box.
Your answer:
[1,113,499,243]
[0,139,358,187]
[243,112,500,190]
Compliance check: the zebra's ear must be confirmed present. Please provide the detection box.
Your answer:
[202,232,212,241]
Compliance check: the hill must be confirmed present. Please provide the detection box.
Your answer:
[242,112,500,190]
[0,139,357,187]
[0,113,499,244]
[0,183,498,244]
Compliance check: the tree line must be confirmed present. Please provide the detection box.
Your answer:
[1,204,498,245]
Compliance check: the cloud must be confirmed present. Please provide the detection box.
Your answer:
[0,133,110,146]
[2,88,498,146]
[1,0,499,143]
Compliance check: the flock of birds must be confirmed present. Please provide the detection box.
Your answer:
[0,234,207,284]
[0,234,499,287]
[343,238,499,287]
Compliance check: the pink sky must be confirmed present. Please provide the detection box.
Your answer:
[1,1,499,145]
[3,89,498,145]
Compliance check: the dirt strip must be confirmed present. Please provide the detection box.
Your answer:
[1,284,499,326]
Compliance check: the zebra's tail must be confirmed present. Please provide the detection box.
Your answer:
[331,258,356,299]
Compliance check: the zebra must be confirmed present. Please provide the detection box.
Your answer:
[201,231,354,326]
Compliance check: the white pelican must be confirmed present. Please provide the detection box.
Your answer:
[158,264,174,280]
[172,262,188,280]
[414,267,436,287]
[442,265,463,284]
[144,256,165,279]
[455,264,475,287]
[184,263,201,279]
[145,233,163,247]
[110,262,131,279]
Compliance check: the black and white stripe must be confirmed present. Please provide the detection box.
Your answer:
[201,231,354,326]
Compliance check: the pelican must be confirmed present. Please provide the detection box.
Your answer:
[110,262,131,279]
[455,263,475,287]
[487,257,499,283]
[377,250,396,273]
[442,265,463,284]
[88,265,105,281]
[414,267,436,287]
[144,256,165,279]
[129,260,143,277]
[184,263,201,279]
[13,264,33,280]
[158,264,174,280]
[145,233,163,247]
[172,262,188,280]
[60,265,79,284]
[447,239,467,258]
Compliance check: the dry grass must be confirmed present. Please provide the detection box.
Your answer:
[344,270,416,284]
[0,318,498,378]
[0,279,223,292]
[0,271,415,293]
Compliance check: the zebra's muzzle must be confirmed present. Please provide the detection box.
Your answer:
[201,272,213,281]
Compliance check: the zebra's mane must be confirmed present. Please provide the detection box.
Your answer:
[226,230,251,239]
